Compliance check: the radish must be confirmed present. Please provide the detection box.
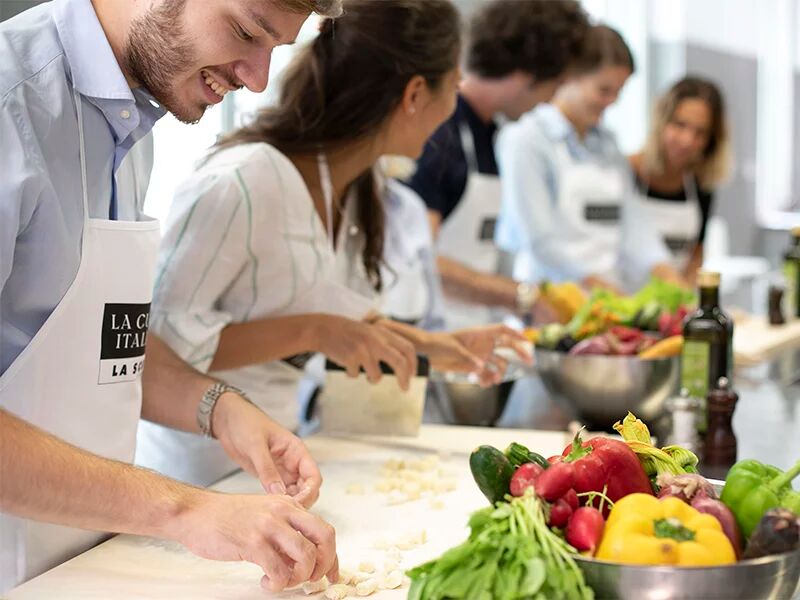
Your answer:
[566,506,605,553]
[509,462,544,497]
[562,488,579,511]
[548,498,573,528]
[533,461,575,502]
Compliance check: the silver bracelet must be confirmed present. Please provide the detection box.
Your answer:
[197,382,249,438]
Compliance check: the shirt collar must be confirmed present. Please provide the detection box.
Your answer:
[53,0,133,102]
[535,103,607,156]
[53,0,166,145]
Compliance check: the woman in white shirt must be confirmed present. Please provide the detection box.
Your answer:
[138,0,529,487]
[495,25,683,293]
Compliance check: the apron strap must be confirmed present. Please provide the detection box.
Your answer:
[317,152,336,249]
[72,88,90,218]
[458,121,480,174]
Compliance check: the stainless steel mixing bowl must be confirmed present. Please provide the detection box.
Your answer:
[576,548,800,600]
[534,347,680,430]
[577,479,800,599]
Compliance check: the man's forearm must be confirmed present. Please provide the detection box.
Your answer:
[140,333,215,433]
[437,255,518,310]
[0,409,200,539]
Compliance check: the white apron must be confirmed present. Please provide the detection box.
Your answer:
[513,143,625,286]
[638,174,701,270]
[380,180,445,330]
[437,122,503,329]
[0,91,160,592]
[135,153,379,488]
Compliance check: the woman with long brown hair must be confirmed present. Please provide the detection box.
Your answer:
[630,77,731,282]
[138,0,529,487]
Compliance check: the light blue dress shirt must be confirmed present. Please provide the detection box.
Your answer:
[494,103,669,290]
[0,0,166,374]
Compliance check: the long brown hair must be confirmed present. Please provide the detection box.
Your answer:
[642,76,731,189]
[215,0,461,291]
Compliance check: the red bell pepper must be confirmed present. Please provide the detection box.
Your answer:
[555,432,653,506]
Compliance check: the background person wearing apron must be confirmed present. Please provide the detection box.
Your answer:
[140,1,532,488]
[402,0,590,330]
[630,77,733,284]
[495,25,683,294]
[0,0,341,593]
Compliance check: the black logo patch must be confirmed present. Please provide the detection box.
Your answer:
[98,303,150,384]
[584,204,620,223]
[664,236,692,252]
[479,217,497,241]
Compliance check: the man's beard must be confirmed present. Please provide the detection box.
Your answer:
[123,0,204,125]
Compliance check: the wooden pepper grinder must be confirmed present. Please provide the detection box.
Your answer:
[703,376,738,479]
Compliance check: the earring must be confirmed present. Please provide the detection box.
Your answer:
[408,106,416,115]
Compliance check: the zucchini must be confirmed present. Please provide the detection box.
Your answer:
[504,442,550,470]
[470,445,514,505]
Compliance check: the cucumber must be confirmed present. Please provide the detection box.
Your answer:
[504,442,550,470]
[470,445,514,505]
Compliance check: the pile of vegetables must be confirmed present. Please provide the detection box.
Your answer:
[533,277,695,358]
[408,412,800,598]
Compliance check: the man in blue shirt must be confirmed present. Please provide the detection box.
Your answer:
[0,0,342,592]
[404,0,588,327]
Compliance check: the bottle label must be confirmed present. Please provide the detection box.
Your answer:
[785,260,799,320]
[681,340,711,398]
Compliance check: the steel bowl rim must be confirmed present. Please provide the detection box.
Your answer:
[575,547,800,572]
[534,346,678,364]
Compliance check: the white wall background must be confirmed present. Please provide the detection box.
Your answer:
[140,0,800,237]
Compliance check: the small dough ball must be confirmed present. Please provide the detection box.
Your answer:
[303,577,329,594]
[381,570,405,590]
[324,584,352,599]
[355,578,378,596]
[358,561,376,574]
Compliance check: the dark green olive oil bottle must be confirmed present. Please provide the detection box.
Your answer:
[680,271,734,433]
[784,226,800,320]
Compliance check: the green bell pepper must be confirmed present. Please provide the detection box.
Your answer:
[720,459,800,539]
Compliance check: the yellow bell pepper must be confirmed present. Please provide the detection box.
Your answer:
[596,494,736,566]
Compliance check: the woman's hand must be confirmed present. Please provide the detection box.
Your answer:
[416,325,532,386]
[312,314,417,390]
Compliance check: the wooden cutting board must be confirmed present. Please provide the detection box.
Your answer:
[733,314,800,366]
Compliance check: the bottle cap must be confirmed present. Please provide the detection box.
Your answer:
[697,271,721,287]
[792,226,800,237]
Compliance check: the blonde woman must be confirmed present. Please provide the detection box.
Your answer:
[629,77,731,282]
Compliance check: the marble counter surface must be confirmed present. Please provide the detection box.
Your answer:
[6,426,569,600]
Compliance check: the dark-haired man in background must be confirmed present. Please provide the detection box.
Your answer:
[403,0,589,329]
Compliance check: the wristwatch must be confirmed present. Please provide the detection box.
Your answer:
[197,382,250,438]
[515,282,539,314]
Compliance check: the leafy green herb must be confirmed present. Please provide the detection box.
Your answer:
[407,493,593,600]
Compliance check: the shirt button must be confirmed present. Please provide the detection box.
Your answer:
[120,109,131,119]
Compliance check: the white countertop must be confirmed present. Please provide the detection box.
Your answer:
[7,425,569,600]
